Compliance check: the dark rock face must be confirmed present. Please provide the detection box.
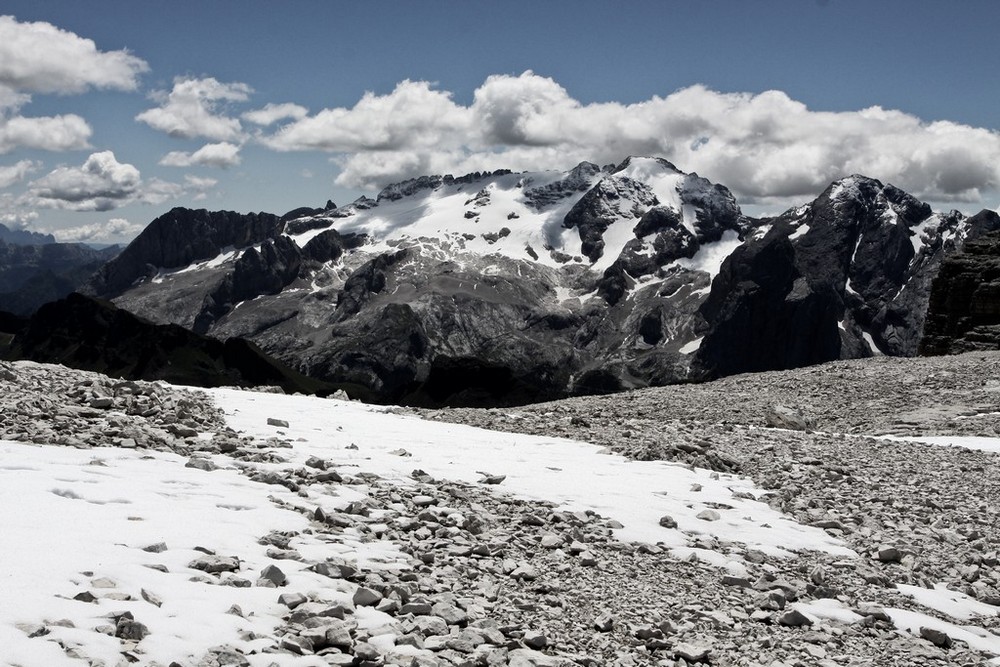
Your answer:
[921,214,1000,354]
[3,292,336,395]
[693,233,842,377]
[0,240,120,315]
[86,208,285,297]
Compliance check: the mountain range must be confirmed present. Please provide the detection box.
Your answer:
[71,156,1000,406]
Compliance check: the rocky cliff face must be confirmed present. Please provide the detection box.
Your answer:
[89,158,992,406]
[920,211,1000,355]
[85,207,285,298]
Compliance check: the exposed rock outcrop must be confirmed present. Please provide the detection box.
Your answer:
[921,213,1000,354]
[86,208,285,297]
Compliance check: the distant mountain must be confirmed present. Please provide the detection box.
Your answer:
[0,223,55,245]
[1,292,343,396]
[0,240,121,315]
[86,157,999,406]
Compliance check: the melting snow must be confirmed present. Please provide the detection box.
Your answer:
[211,388,854,563]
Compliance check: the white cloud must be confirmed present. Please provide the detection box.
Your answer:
[0,113,92,154]
[0,16,147,96]
[183,174,218,190]
[53,217,143,243]
[242,102,308,126]
[20,152,220,214]
[262,79,470,153]
[28,150,140,211]
[259,71,1000,205]
[160,141,242,168]
[136,77,251,141]
[0,17,146,157]
[0,159,40,188]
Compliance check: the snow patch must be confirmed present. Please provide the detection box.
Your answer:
[211,388,855,561]
[679,337,703,355]
[673,229,741,280]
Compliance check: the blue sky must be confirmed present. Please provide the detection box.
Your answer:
[1,0,999,243]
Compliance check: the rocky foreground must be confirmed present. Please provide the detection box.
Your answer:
[2,353,1000,666]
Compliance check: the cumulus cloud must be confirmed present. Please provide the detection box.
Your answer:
[28,150,140,211]
[242,102,308,126]
[0,159,40,188]
[262,79,470,153]
[0,16,147,96]
[53,217,143,243]
[160,141,242,168]
[136,77,251,141]
[0,113,92,153]
[259,71,1000,205]
[22,151,214,212]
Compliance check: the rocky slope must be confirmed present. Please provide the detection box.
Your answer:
[2,292,339,395]
[2,353,999,666]
[87,157,997,406]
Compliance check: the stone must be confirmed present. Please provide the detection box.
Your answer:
[674,643,711,663]
[431,602,468,626]
[258,564,286,586]
[115,617,150,641]
[540,533,564,549]
[876,545,903,563]
[777,609,813,627]
[696,509,721,522]
[190,555,240,574]
[522,630,548,650]
[764,405,813,431]
[352,587,383,607]
[267,417,289,428]
[185,456,218,471]
[919,626,953,648]
[593,614,613,632]
[278,592,307,609]
[140,588,162,607]
[658,515,678,529]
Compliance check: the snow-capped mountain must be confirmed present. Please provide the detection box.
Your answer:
[86,157,1000,406]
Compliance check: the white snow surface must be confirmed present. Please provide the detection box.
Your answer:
[0,440,406,666]
[897,583,999,621]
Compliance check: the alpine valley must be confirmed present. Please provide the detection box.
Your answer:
[81,157,1000,406]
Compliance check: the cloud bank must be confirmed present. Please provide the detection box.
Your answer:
[260,71,1000,205]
